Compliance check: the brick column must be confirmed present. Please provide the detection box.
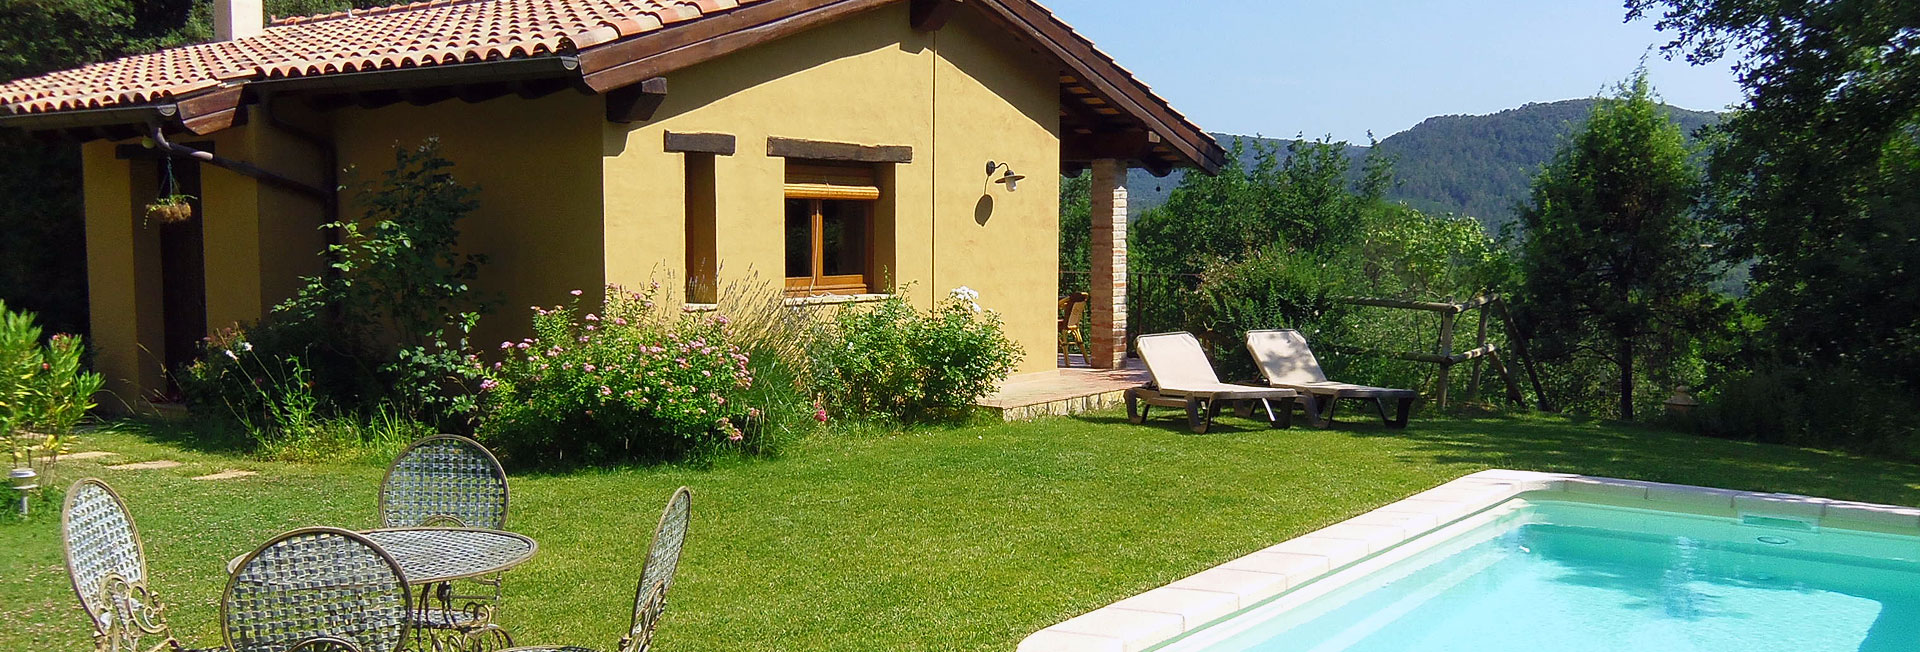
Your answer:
[1089,159,1129,369]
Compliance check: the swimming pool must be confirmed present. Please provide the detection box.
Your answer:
[1018,471,1920,652]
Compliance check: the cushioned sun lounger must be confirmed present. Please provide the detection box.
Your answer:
[1127,331,1297,434]
[1245,329,1419,429]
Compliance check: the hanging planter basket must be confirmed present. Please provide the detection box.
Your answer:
[145,195,194,225]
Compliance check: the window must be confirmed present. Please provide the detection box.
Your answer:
[784,164,877,295]
[685,154,718,304]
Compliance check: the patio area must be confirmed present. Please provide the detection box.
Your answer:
[975,355,1149,421]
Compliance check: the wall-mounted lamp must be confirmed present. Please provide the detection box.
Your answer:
[987,161,1027,192]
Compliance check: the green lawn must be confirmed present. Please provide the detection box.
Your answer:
[5,411,1919,651]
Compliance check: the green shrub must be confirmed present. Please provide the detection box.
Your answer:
[1696,363,1920,460]
[1189,248,1347,380]
[180,139,488,430]
[174,333,425,461]
[810,289,1022,422]
[0,300,103,465]
[477,284,769,466]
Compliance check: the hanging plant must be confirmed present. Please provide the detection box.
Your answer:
[144,156,194,225]
[145,193,195,224]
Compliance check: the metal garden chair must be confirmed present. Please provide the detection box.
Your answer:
[500,486,692,652]
[380,434,513,641]
[223,527,410,652]
[380,435,510,530]
[62,478,217,652]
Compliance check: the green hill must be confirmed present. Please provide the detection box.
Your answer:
[1125,99,1723,231]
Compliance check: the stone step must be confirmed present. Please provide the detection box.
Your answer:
[106,460,183,471]
[192,469,258,481]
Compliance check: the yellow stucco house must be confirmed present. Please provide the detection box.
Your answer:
[0,0,1222,407]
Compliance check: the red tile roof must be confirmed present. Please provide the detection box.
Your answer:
[0,0,1223,172]
[0,0,768,115]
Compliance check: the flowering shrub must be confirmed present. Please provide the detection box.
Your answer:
[810,288,1022,421]
[0,301,104,466]
[476,285,764,465]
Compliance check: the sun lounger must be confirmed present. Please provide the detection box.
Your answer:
[1128,332,1297,434]
[1245,329,1419,429]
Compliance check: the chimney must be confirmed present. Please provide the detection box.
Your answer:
[214,0,265,41]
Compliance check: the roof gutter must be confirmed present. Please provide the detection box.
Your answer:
[0,104,178,131]
[2,55,583,135]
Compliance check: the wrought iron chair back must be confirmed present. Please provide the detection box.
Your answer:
[222,527,411,652]
[62,478,181,652]
[379,435,509,529]
[622,487,692,652]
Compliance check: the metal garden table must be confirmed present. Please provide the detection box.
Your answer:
[230,527,537,652]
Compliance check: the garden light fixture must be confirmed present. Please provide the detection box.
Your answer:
[987,161,1026,192]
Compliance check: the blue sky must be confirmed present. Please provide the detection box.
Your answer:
[1039,0,1746,142]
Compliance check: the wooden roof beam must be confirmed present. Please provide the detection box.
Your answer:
[911,0,963,31]
[607,77,668,123]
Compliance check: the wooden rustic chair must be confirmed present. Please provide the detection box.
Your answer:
[62,478,216,652]
[501,487,692,652]
[223,527,410,652]
[1057,293,1090,364]
[1246,329,1420,429]
[1127,332,1297,434]
[380,434,511,637]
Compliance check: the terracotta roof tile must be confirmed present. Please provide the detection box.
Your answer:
[0,0,769,114]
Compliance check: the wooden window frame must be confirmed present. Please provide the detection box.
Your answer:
[784,163,878,296]
[784,197,873,295]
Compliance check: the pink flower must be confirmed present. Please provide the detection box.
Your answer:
[585,314,599,321]
[570,289,584,296]
[600,386,613,396]
[814,409,829,423]
[748,408,763,419]
[516,342,531,349]
[583,364,597,372]
[479,379,498,391]
[500,341,515,349]
[613,318,628,326]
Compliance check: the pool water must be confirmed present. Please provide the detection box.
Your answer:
[1175,500,1920,652]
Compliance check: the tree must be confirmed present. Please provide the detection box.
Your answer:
[1058,172,1090,295]
[1514,73,1723,420]
[1628,0,1920,388]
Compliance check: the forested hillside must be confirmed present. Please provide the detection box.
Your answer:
[1125,99,1721,231]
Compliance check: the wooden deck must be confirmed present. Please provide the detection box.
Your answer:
[975,355,1149,421]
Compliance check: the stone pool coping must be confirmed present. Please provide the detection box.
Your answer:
[1015,469,1920,652]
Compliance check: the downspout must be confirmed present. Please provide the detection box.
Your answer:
[262,94,339,226]
[145,123,329,205]
[259,94,345,287]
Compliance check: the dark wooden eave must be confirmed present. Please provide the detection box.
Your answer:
[578,0,897,94]
[572,0,1222,173]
